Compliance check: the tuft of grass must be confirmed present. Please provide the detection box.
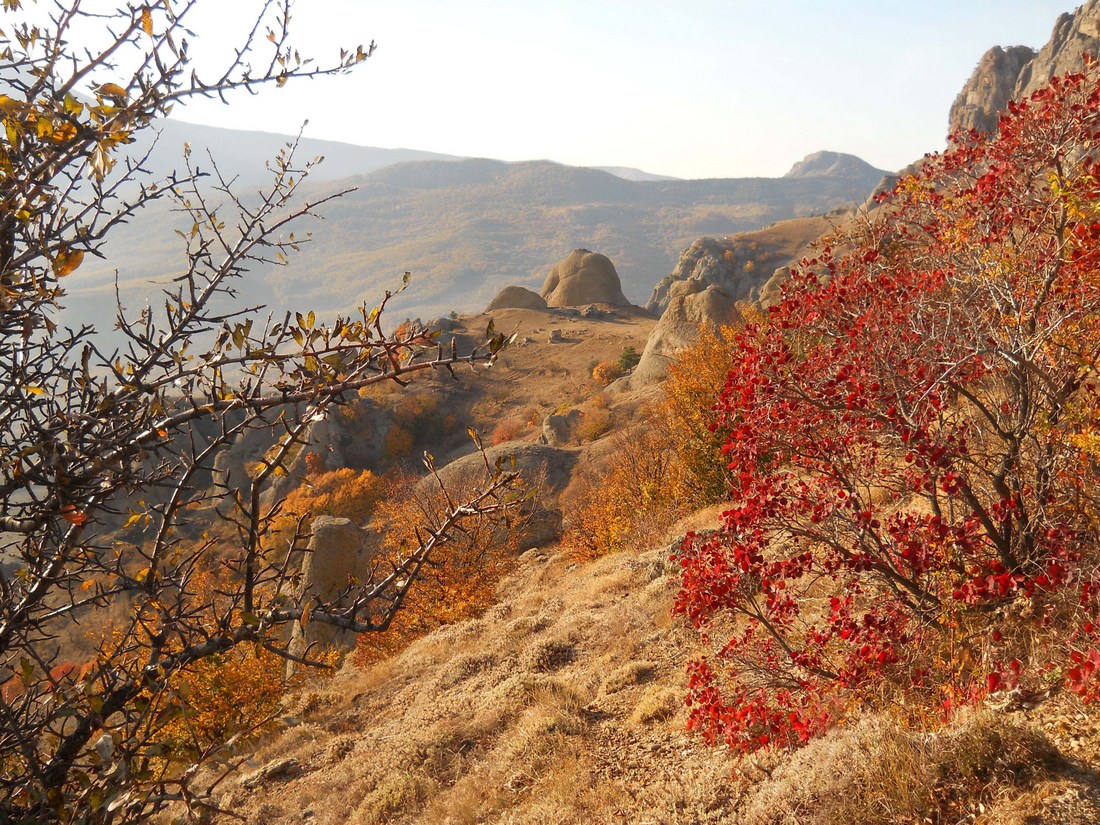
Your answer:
[522,638,577,673]
[739,711,1061,825]
[602,661,658,694]
[631,686,681,725]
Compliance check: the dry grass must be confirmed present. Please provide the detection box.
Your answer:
[738,711,1061,825]
[182,521,1100,825]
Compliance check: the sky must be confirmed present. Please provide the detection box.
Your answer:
[164,1,1076,179]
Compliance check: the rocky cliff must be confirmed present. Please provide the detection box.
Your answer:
[948,0,1100,136]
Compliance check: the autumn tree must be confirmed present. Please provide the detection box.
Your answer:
[0,2,517,821]
[675,66,1100,754]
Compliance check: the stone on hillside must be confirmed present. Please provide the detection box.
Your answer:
[540,409,583,447]
[633,282,742,386]
[540,249,629,308]
[287,516,370,671]
[548,328,563,343]
[486,285,548,311]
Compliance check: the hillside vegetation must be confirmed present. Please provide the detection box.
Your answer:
[194,63,1100,825]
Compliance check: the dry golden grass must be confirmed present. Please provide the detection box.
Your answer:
[185,502,1100,825]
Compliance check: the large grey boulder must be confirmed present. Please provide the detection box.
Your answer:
[540,249,629,308]
[633,281,741,386]
[419,443,578,551]
[487,285,548,311]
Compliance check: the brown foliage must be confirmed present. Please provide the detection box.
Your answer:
[562,424,685,561]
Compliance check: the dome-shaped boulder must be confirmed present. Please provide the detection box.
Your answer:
[486,285,548,311]
[540,249,629,308]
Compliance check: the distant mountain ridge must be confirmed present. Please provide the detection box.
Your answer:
[136,119,676,186]
[67,148,887,337]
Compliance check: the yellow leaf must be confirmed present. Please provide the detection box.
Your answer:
[23,386,44,395]
[140,7,154,36]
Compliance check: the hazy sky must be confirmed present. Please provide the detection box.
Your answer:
[169,0,1077,179]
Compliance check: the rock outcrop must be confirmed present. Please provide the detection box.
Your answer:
[646,220,831,316]
[948,45,1037,135]
[633,281,742,386]
[948,1,1100,137]
[540,249,629,308]
[420,443,578,551]
[540,409,583,447]
[486,285,548,312]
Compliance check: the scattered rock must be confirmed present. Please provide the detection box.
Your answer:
[547,328,563,344]
[241,758,300,789]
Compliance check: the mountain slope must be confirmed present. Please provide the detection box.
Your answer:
[66,155,886,331]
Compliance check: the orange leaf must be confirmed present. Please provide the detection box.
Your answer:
[54,247,83,277]
[96,83,128,101]
[61,505,88,526]
[140,7,153,36]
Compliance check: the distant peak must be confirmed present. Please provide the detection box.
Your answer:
[783,151,883,179]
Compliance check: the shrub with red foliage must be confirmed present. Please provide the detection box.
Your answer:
[675,66,1100,754]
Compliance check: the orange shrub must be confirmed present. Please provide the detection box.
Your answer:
[660,323,741,504]
[591,360,623,386]
[490,417,525,445]
[277,467,386,531]
[576,408,613,442]
[384,425,415,461]
[562,425,684,561]
[354,473,520,665]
